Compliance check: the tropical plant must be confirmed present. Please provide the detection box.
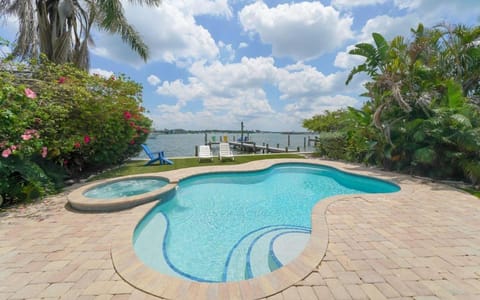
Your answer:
[0,0,161,69]
[305,23,480,184]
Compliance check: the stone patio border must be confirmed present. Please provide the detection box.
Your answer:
[106,159,413,299]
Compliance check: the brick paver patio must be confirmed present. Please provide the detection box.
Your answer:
[1,159,479,299]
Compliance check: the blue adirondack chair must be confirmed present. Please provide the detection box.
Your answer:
[141,144,173,165]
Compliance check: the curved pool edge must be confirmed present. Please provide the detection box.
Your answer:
[67,174,174,212]
[111,159,414,299]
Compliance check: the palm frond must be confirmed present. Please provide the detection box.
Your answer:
[96,0,149,61]
[345,64,366,85]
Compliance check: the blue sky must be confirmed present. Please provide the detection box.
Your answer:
[1,0,479,131]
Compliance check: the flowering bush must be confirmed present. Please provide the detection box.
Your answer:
[0,57,151,205]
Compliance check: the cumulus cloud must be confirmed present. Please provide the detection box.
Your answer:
[334,45,366,70]
[172,0,232,18]
[151,57,363,131]
[239,1,353,60]
[89,68,114,78]
[238,42,248,49]
[399,0,480,24]
[284,95,358,119]
[332,0,387,8]
[218,41,235,62]
[358,14,421,42]
[147,75,161,86]
[90,0,219,67]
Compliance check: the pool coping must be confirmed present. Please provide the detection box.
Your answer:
[107,159,415,299]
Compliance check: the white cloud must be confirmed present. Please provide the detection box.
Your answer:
[396,0,480,24]
[157,78,207,104]
[152,57,363,131]
[332,0,387,9]
[218,41,235,62]
[90,1,219,67]
[358,14,420,42]
[239,1,353,60]
[147,75,161,86]
[334,45,365,70]
[276,62,362,101]
[238,42,248,49]
[284,95,358,119]
[171,0,232,18]
[89,68,114,78]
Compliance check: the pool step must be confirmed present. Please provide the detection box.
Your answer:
[247,229,310,279]
[224,226,282,281]
[270,231,311,266]
[224,225,310,281]
[133,212,183,279]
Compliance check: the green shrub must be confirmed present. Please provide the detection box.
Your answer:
[0,57,151,205]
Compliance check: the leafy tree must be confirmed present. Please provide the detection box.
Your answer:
[0,0,161,69]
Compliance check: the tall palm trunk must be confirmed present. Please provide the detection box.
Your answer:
[1,0,161,70]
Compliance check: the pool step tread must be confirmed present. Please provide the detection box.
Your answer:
[225,225,310,281]
[247,228,295,278]
[271,232,311,266]
[225,226,281,281]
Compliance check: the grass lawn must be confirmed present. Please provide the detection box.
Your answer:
[463,187,480,199]
[90,153,304,181]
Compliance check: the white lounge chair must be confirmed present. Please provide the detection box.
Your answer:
[219,142,234,161]
[198,145,213,162]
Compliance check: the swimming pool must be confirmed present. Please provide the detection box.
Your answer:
[133,163,399,282]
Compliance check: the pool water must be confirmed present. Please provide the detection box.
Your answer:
[133,163,399,282]
[84,178,168,199]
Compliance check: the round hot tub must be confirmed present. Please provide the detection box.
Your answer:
[68,175,175,212]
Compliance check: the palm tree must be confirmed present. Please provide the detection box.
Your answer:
[0,0,161,70]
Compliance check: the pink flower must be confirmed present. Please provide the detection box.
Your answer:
[129,122,135,127]
[84,135,91,144]
[58,77,66,84]
[129,139,135,145]
[123,111,132,120]
[41,147,48,158]
[21,129,39,140]
[2,148,11,158]
[25,88,37,99]
[10,145,17,151]
[74,142,81,149]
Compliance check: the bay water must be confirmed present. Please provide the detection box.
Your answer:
[136,132,317,159]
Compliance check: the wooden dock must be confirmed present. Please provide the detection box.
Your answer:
[228,141,300,153]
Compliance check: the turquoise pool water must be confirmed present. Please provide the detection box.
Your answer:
[84,178,168,199]
[133,163,399,282]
